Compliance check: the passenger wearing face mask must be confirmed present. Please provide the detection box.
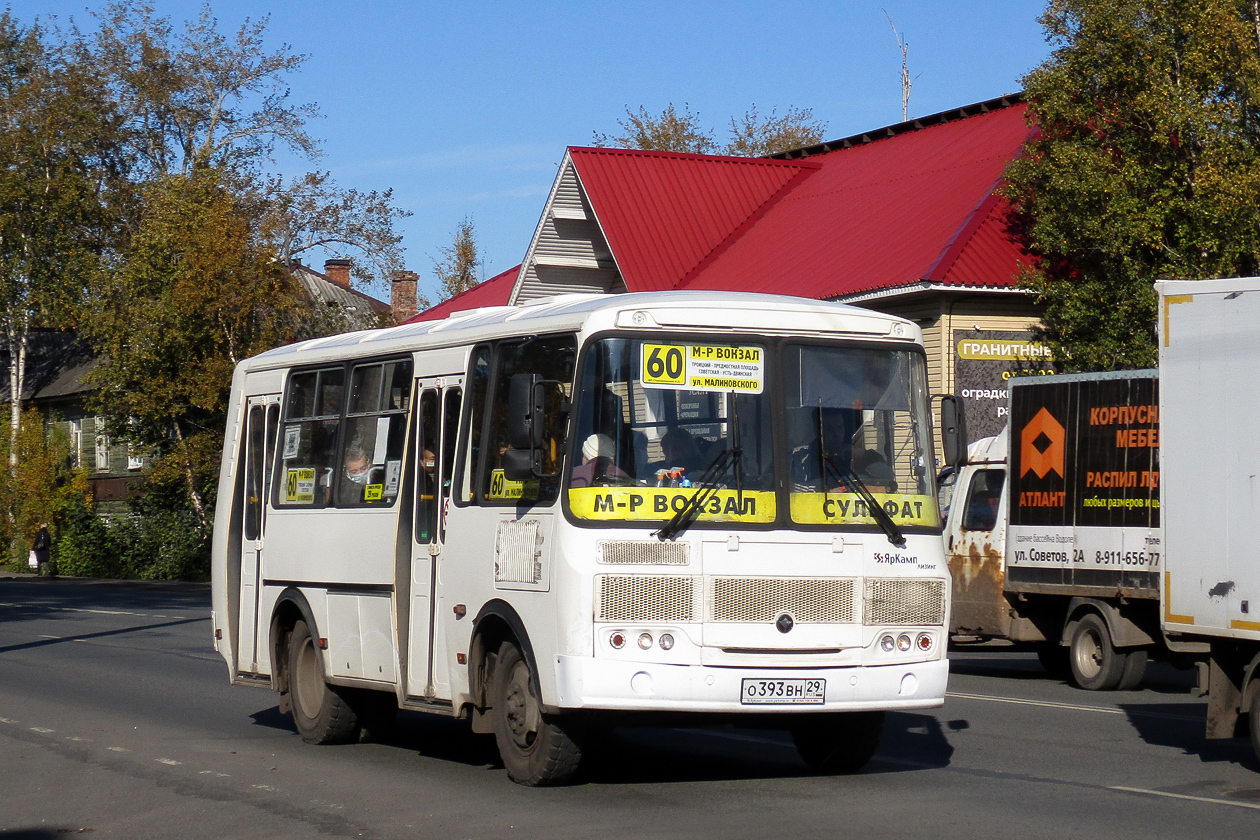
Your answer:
[337,441,380,504]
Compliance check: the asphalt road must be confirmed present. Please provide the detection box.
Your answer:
[1,575,1258,839]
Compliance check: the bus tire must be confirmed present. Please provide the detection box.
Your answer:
[791,711,884,774]
[1116,647,1149,691]
[288,620,360,745]
[491,640,583,786]
[1069,613,1125,691]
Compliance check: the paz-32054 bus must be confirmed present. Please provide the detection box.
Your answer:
[211,291,961,785]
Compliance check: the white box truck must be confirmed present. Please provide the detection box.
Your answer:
[1158,277,1260,763]
[942,370,1200,690]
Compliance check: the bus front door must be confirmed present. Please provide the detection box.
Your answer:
[406,379,462,699]
[238,395,280,675]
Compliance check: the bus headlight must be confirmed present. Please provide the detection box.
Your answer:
[896,634,912,652]
[880,634,895,652]
[637,633,654,650]
[917,633,933,652]
[658,633,674,650]
[610,632,626,649]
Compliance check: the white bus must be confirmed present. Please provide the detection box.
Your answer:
[211,291,960,785]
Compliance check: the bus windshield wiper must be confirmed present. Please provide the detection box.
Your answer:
[654,392,745,542]
[815,405,904,548]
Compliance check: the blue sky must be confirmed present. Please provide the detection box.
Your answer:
[11,1,1053,301]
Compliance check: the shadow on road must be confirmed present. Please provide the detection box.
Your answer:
[1119,701,1260,771]
[0,576,209,626]
[250,703,956,784]
[950,652,1197,695]
[0,831,63,839]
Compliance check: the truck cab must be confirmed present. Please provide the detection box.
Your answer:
[943,432,1011,640]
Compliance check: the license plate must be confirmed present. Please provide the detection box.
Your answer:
[740,678,826,705]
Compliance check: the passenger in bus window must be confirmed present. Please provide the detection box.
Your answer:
[420,447,437,500]
[791,406,860,492]
[337,441,379,505]
[570,433,630,487]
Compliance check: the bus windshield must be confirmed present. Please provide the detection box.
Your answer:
[567,336,938,531]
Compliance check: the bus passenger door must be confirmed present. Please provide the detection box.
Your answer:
[407,379,461,699]
[238,395,280,674]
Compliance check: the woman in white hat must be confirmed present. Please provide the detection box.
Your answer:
[570,433,631,487]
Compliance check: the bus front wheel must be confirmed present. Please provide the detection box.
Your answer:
[288,619,360,745]
[491,640,583,786]
[791,711,884,773]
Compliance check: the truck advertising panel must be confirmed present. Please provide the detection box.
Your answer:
[1005,371,1160,595]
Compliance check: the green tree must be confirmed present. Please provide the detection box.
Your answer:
[432,216,480,301]
[593,103,716,154]
[82,168,298,529]
[726,105,827,156]
[0,14,121,469]
[1003,0,1260,371]
[595,102,827,156]
[262,170,411,294]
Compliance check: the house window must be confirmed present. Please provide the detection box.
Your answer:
[94,416,110,473]
[68,419,82,469]
[127,447,143,471]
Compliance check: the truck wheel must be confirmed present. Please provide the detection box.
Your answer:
[1251,693,1260,766]
[1116,647,1149,691]
[288,620,361,745]
[491,640,583,786]
[1069,613,1125,691]
[791,711,884,773]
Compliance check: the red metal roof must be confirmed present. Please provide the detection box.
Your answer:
[404,265,518,323]
[568,148,816,291]
[679,103,1034,298]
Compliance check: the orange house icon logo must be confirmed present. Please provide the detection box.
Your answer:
[1021,407,1065,479]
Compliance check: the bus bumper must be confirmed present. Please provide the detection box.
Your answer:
[551,655,948,713]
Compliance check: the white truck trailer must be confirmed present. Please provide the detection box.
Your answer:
[1159,277,1260,763]
[942,370,1197,690]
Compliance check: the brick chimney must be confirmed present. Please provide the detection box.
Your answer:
[324,258,352,288]
[390,270,419,324]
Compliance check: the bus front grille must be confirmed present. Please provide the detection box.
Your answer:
[863,578,946,626]
[598,540,689,565]
[595,575,695,622]
[708,577,855,624]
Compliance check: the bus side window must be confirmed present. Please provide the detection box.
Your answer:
[478,335,576,505]
[336,359,413,508]
[276,367,344,508]
[459,346,491,504]
[415,389,439,543]
[439,388,461,542]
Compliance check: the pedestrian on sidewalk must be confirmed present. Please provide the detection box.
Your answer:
[32,523,53,577]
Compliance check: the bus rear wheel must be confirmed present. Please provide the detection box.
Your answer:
[288,620,360,745]
[791,711,884,773]
[491,640,583,786]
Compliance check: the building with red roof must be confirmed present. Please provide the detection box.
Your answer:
[413,94,1044,442]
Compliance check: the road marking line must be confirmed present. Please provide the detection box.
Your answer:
[156,758,181,766]
[946,691,1201,721]
[1111,786,1260,811]
[38,634,60,639]
[0,717,17,724]
[107,747,128,752]
[252,784,276,791]
[67,737,86,742]
[29,727,53,733]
